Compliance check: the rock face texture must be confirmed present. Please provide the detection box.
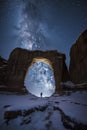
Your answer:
[0,56,7,85]
[6,48,69,93]
[69,29,87,84]
[0,56,7,67]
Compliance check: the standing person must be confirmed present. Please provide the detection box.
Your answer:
[40,92,43,98]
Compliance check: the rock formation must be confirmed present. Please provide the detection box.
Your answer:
[0,56,7,85]
[0,56,7,66]
[4,48,69,93]
[69,29,87,84]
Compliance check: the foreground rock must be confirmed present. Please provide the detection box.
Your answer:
[69,29,87,84]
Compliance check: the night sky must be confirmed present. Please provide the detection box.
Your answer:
[0,0,87,66]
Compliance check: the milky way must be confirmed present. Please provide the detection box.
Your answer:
[17,0,48,50]
[0,0,87,65]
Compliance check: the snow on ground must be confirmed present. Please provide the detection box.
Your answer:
[0,88,87,130]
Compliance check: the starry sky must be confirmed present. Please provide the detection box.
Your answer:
[0,0,87,66]
[25,61,55,97]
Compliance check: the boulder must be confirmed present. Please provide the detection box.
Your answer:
[69,29,87,84]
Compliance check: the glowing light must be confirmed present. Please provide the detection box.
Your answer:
[24,61,55,97]
[30,58,53,70]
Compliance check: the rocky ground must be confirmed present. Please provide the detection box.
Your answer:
[0,86,87,130]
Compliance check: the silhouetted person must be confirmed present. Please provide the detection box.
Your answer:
[40,92,43,98]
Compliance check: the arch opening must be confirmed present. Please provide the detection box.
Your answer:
[24,58,56,97]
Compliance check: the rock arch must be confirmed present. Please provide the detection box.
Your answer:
[6,48,69,93]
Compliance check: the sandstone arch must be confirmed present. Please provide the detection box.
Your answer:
[6,48,69,93]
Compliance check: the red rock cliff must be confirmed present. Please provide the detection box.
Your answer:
[69,29,87,84]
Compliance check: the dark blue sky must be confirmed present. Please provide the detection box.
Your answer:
[0,0,87,66]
